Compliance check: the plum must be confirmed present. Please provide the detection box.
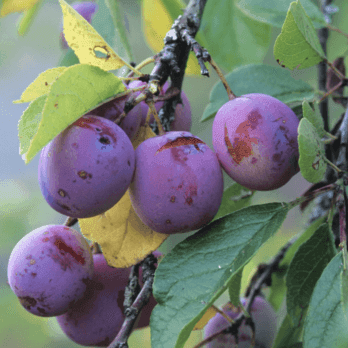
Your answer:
[128,80,192,131]
[56,253,129,346]
[129,131,224,234]
[204,297,277,348]
[60,2,98,49]
[38,115,135,218]
[212,93,299,191]
[7,225,94,317]
[88,84,142,141]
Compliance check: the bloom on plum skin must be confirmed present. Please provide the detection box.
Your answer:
[129,131,224,234]
[212,93,300,191]
[7,225,94,317]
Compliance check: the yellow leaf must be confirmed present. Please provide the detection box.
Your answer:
[14,67,67,104]
[142,0,201,76]
[0,0,38,17]
[59,0,127,72]
[193,306,218,330]
[79,126,168,268]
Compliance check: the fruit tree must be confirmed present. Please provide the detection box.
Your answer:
[3,0,348,347]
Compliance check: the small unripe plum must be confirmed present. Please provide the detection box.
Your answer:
[56,253,130,347]
[204,297,277,348]
[129,131,224,234]
[38,115,135,218]
[60,2,98,49]
[7,225,94,317]
[128,80,192,131]
[212,93,299,191]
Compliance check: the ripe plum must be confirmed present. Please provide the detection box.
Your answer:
[56,253,129,346]
[7,225,93,317]
[38,115,135,218]
[212,93,299,191]
[204,297,277,348]
[129,131,224,234]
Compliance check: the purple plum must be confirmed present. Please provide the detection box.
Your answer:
[38,115,135,218]
[7,225,94,317]
[56,253,130,346]
[129,131,224,234]
[212,93,299,191]
[204,297,277,348]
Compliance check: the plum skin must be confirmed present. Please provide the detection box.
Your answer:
[204,297,277,348]
[87,83,142,141]
[212,93,300,191]
[129,131,224,234]
[38,115,135,218]
[128,80,192,131]
[7,225,94,317]
[56,253,130,347]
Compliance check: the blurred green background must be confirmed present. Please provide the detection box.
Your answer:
[1,0,348,347]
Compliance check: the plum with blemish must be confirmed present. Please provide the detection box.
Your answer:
[129,131,224,234]
[204,297,277,348]
[7,225,93,317]
[38,115,135,218]
[56,253,129,347]
[128,80,192,131]
[60,2,98,49]
[212,93,300,191]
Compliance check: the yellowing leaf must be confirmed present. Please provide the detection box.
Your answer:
[14,67,67,104]
[142,0,201,76]
[0,0,38,17]
[193,306,218,330]
[79,126,168,268]
[59,0,127,71]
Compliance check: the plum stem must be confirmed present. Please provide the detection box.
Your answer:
[148,102,165,135]
[207,57,237,100]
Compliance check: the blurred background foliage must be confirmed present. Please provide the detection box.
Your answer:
[1,0,348,347]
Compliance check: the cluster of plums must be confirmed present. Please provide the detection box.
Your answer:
[7,224,159,346]
[7,223,278,347]
[38,80,300,234]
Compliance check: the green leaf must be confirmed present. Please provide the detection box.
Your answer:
[268,272,287,311]
[228,267,243,308]
[21,64,125,163]
[298,118,327,183]
[286,224,335,326]
[272,313,305,348]
[104,0,134,63]
[302,100,325,138]
[214,183,254,221]
[18,95,47,156]
[14,67,67,104]
[280,217,327,268]
[16,0,42,36]
[236,0,326,28]
[274,0,325,70]
[200,0,271,72]
[151,202,289,348]
[303,252,348,348]
[58,48,80,67]
[341,267,348,319]
[201,64,314,122]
